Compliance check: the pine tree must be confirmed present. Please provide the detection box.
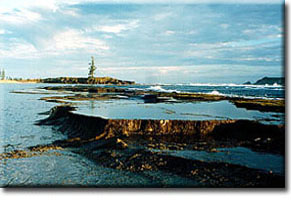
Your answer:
[88,56,96,78]
[2,69,5,80]
[0,69,4,80]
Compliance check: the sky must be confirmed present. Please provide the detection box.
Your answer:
[0,0,284,84]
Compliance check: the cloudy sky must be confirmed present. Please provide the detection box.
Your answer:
[0,0,284,84]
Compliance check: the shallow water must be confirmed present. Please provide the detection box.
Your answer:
[1,84,67,150]
[74,99,284,124]
[151,147,284,175]
[1,149,166,187]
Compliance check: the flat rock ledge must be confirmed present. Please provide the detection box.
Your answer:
[36,105,284,154]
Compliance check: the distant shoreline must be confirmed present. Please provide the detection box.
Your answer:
[0,80,38,84]
[0,76,135,85]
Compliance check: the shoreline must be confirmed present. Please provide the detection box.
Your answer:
[0,80,38,84]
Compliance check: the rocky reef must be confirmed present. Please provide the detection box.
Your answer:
[38,85,285,113]
[4,84,285,187]
[36,105,285,154]
[16,105,282,187]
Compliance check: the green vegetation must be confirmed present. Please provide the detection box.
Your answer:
[0,69,5,80]
[88,56,96,78]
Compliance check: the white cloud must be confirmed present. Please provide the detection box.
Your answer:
[0,29,6,34]
[0,9,42,24]
[99,24,129,34]
[266,34,283,39]
[153,12,172,21]
[164,30,175,36]
[0,29,109,59]
[237,57,277,62]
[0,0,57,12]
[0,39,38,59]
[184,49,217,58]
[87,20,139,34]
[243,24,282,36]
[188,39,276,52]
[103,35,113,39]
[185,41,259,59]
[220,24,229,29]
[60,9,80,17]
[188,30,198,35]
[50,29,109,52]
[189,42,230,49]
[99,66,186,73]
[186,42,234,58]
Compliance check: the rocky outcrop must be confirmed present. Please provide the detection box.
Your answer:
[37,105,236,139]
[254,77,284,85]
[39,77,135,85]
[243,81,252,85]
[36,105,285,154]
[244,77,285,86]
[230,99,285,113]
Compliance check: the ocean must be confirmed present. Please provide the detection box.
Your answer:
[119,83,285,99]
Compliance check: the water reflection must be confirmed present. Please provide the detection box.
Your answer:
[74,100,284,125]
[151,147,284,175]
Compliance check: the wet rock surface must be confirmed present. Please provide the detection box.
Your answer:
[9,105,279,187]
[36,105,285,155]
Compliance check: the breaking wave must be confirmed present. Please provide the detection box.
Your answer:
[207,90,223,96]
[125,83,284,100]
[147,85,180,93]
[187,83,283,88]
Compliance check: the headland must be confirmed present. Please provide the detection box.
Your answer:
[0,77,135,85]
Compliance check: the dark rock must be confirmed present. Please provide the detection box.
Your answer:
[142,94,158,103]
[254,77,284,85]
[243,81,252,85]
[39,77,135,85]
